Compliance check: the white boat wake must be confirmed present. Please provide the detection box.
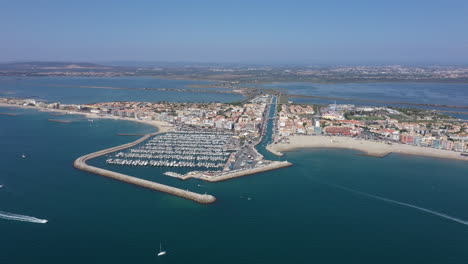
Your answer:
[0,211,48,224]
[317,180,468,227]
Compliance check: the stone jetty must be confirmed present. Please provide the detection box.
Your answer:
[73,132,216,204]
[174,160,292,182]
[48,119,72,123]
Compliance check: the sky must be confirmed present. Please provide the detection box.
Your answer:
[1,0,468,64]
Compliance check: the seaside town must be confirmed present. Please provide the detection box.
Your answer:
[1,96,467,157]
[2,96,468,153]
[0,95,292,181]
[275,102,468,153]
[1,95,467,203]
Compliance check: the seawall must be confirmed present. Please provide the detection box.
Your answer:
[73,132,216,204]
[181,161,293,182]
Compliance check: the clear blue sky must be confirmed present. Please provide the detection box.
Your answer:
[1,0,468,63]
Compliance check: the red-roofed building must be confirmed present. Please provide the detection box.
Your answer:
[324,126,353,136]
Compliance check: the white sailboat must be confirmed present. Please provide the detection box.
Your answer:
[157,243,167,256]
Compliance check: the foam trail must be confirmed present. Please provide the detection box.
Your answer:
[0,211,48,224]
[318,181,468,227]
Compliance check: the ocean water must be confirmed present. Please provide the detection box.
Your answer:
[1,107,468,263]
[0,77,244,104]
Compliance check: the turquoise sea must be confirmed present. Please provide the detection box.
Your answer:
[1,79,468,263]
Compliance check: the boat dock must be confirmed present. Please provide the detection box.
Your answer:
[73,132,216,204]
[106,130,236,169]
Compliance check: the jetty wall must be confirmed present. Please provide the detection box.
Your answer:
[266,144,284,156]
[73,132,216,204]
[201,161,292,182]
[48,119,72,123]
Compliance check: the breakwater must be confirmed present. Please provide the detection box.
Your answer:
[48,119,72,123]
[203,161,292,182]
[172,161,292,182]
[73,132,216,204]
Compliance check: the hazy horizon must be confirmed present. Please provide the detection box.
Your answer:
[2,0,468,63]
[2,60,468,68]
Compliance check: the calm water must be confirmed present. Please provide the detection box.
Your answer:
[259,82,468,119]
[1,107,468,263]
[0,77,243,104]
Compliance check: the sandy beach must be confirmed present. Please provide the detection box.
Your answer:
[268,135,468,161]
[0,103,173,134]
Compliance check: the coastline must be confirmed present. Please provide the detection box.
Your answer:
[0,102,173,133]
[268,135,468,161]
[1,102,292,203]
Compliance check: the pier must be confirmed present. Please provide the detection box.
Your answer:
[73,132,216,204]
[107,131,236,169]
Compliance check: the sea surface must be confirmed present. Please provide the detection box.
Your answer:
[1,107,468,263]
[0,77,243,104]
[1,79,468,263]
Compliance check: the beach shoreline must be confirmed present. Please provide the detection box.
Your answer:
[268,135,468,161]
[0,102,173,133]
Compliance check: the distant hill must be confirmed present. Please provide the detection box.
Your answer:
[0,61,116,70]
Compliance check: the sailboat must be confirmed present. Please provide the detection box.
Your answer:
[157,243,167,256]
[21,154,26,158]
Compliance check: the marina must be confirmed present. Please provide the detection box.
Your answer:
[74,131,217,204]
[106,130,237,169]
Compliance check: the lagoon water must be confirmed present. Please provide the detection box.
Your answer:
[260,82,468,119]
[1,79,468,263]
[260,82,468,107]
[0,77,243,104]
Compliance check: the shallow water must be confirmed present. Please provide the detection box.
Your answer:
[0,76,244,104]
